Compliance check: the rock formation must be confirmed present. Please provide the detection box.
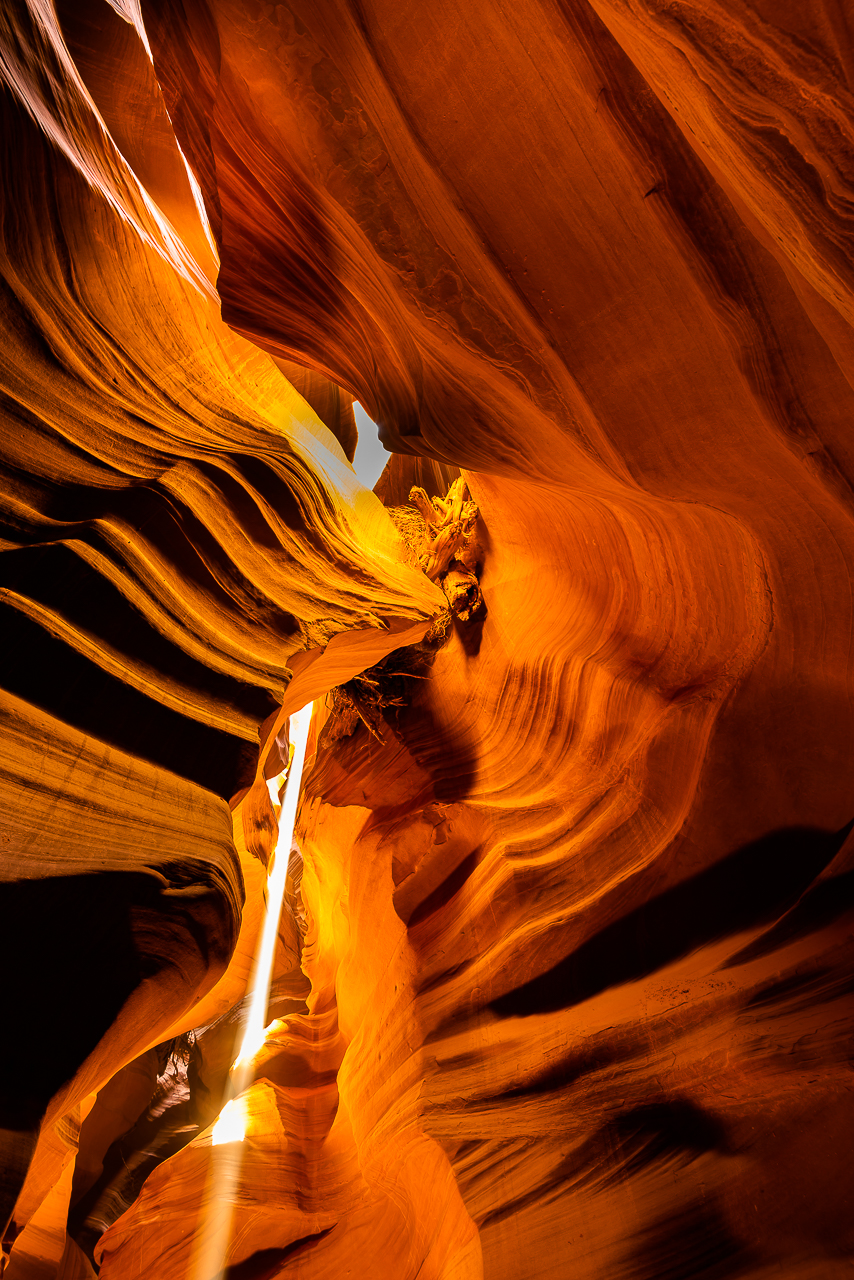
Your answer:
[1,0,854,1277]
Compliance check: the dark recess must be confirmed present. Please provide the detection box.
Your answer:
[0,601,254,797]
[491,821,854,1018]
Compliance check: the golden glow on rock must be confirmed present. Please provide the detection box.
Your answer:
[209,703,312,1141]
[199,703,313,1275]
[5,1,854,1276]
[210,1096,246,1148]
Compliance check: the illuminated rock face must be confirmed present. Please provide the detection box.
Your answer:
[2,1,854,1278]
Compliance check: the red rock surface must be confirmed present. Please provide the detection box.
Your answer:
[1,1,854,1277]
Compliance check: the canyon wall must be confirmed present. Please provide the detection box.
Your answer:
[2,1,854,1277]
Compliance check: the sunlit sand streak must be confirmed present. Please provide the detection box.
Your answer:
[192,702,313,1280]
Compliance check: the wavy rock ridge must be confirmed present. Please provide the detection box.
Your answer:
[2,1,854,1278]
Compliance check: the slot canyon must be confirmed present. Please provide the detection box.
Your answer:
[2,0,854,1276]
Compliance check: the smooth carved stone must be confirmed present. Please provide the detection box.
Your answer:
[0,0,441,1251]
[0,689,242,1252]
[2,0,854,1277]
[96,798,482,1279]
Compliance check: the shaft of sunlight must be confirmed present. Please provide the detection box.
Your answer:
[234,700,314,1073]
[196,703,313,1280]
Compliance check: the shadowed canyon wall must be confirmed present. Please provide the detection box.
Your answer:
[1,0,854,1277]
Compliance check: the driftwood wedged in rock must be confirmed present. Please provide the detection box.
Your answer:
[397,478,486,622]
[440,561,483,624]
[408,478,479,581]
[317,480,484,751]
[318,613,452,751]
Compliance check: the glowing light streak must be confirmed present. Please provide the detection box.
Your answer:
[103,0,153,61]
[197,703,313,1278]
[210,1096,247,1147]
[177,139,220,263]
[236,700,313,1071]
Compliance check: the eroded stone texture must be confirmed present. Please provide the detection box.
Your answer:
[0,0,440,1255]
[2,0,854,1277]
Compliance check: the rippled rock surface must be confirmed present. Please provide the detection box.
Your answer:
[2,1,854,1278]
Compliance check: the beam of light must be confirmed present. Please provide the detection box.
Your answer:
[235,699,314,1071]
[195,703,313,1280]
[209,700,313,1151]
[210,1096,248,1147]
[190,1141,242,1280]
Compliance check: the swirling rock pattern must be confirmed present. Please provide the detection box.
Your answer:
[3,0,854,1278]
[0,0,440,1253]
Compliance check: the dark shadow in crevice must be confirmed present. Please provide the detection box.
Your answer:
[605,1099,727,1170]
[743,963,854,1019]
[404,847,482,928]
[223,1231,334,1280]
[0,544,280,724]
[503,1030,641,1099]
[0,865,234,1130]
[67,1096,200,1267]
[453,609,486,658]
[0,872,143,1129]
[491,821,853,1019]
[725,868,854,967]
[622,1196,754,1280]
[480,1097,728,1232]
[0,602,253,797]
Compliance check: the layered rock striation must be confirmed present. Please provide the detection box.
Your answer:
[2,1,854,1278]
